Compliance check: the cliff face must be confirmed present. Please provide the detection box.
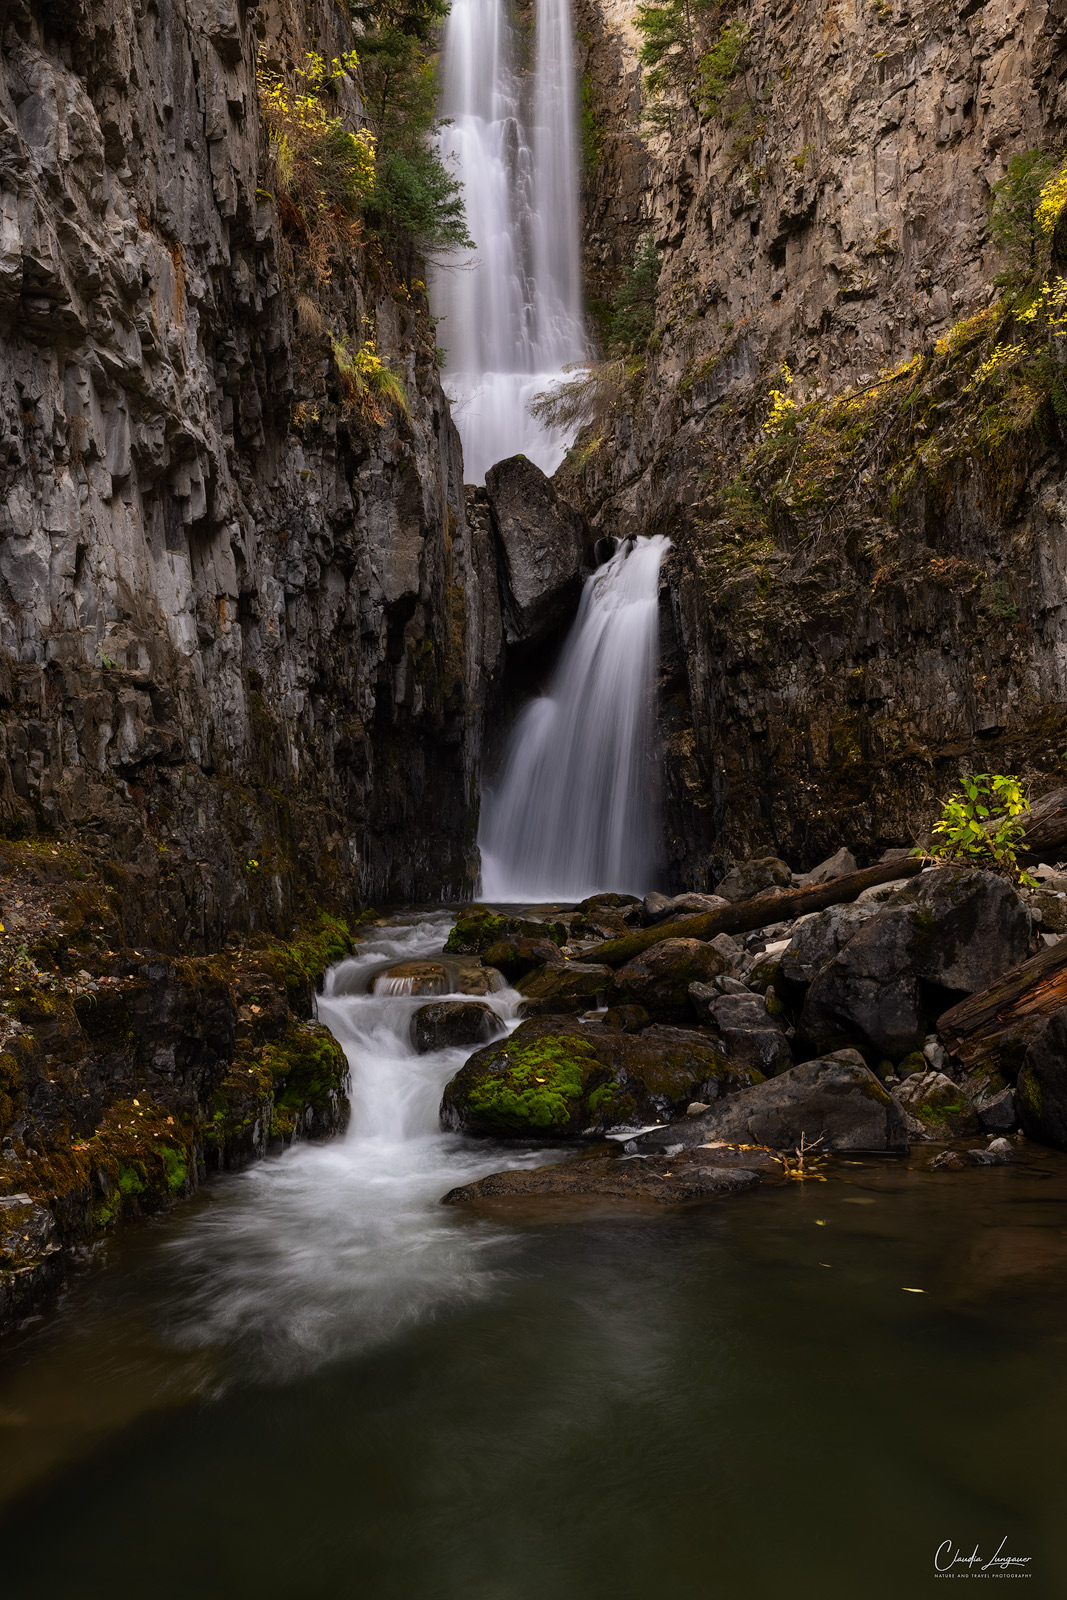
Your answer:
[575,0,1067,885]
[0,0,503,946]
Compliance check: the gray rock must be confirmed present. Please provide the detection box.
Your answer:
[1016,1007,1067,1148]
[778,902,880,988]
[714,857,793,903]
[613,938,731,1022]
[641,892,673,922]
[798,847,858,885]
[708,932,745,970]
[441,1148,764,1206]
[688,985,793,1075]
[631,1055,907,1154]
[484,455,585,645]
[976,1086,1016,1134]
[922,1036,947,1073]
[891,1070,979,1141]
[966,1138,1017,1166]
[855,878,913,904]
[412,1001,502,1055]
[798,868,1031,1059]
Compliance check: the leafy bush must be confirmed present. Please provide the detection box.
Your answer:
[635,0,749,130]
[989,149,1057,285]
[330,336,410,422]
[916,774,1035,885]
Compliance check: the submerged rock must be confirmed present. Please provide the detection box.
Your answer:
[631,1053,908,1154]
[441,1146,767,1206]
[439,1017,761,1139]
[411,1001,502,1054]
[798,868,1031,1059]
[613,938,731,1022]
[372,961,450,997]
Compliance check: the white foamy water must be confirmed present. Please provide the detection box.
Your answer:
[162,915,548,1377]
[479,536,671,901]
[431,0,585,484]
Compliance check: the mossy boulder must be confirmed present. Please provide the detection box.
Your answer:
[613,938,731,1022]
[483,936,564,981]
[517,961,614,1014]
[891,1070,979,1141]
[439,1017,760,1139]
[445,905,567,956]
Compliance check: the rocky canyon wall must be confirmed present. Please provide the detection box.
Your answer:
[574,0,1067,887]
[0,0,508,948]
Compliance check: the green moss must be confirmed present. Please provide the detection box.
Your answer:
[465,1036,598,1133]
[153,1143,188,1194]
[117,1163,145,1197]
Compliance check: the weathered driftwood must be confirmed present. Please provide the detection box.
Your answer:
[937,938,1067,1072]
[588,857,925,968]
[1017,786,1067,858]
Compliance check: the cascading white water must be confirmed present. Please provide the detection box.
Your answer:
[432,0,585,484]
[478,535,671,902]
[162,916,548,1375]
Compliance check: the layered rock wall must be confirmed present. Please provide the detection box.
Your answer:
[575,0,1067,885]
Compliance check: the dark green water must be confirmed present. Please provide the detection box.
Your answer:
[1,1154,1065,1600]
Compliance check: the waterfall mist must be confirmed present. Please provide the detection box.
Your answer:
[478,536,671,902]
[432,0,586,484]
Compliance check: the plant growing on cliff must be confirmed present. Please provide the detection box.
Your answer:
[330,335,410,422]
[989,150,1057,285]
[916,774,1036,885]
[635,0,749,130]
[345,0,472,252]
[258,49,376,280]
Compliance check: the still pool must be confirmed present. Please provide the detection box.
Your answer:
[1,916,1064,1599]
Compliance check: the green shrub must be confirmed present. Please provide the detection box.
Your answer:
[916,774,1036,885]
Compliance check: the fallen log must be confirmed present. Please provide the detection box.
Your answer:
[1017,786,1067,858]
[937,937,1067,1073]
[588,856,926,968]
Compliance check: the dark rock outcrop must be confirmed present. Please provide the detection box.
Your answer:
[1016,1007,1067,1148]
[442,1147,766,1207]
[799,869,1031,1059]
[483,455,586,645]
[714,858,793,903]
[632,1053,908,1155]
[612,937,730,1022]
[411,1001,501,1055]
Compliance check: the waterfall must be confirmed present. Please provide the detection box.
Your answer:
[478,536,671,902]
[432,0,586,485]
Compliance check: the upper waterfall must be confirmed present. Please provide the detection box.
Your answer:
[478,536,671,902]
[432,0,586,485]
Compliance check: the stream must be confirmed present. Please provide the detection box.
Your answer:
[1,912,1066,1598]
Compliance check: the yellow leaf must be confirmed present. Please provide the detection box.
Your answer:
[902,1287,925,1294]
[815,1219,827,1226]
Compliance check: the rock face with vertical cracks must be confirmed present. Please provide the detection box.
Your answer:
[483,455,586,646]
[0,0,507,944]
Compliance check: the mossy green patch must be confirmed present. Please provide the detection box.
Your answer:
[464,1036,598,1134]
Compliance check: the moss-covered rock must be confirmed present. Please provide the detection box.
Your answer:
[483,936,564,981]
[445,905,567,956]
[891,1070,979,1141]
[517,961,614,1014]
[613,938,731,1022]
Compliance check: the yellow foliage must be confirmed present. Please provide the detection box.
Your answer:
[1036,162,1067,235]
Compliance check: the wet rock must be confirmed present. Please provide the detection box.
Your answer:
[517,962,614,1014]
[576,893,641,914]
[976,1086,1016,1134]
[714,857,793,903]
[484,455,585,645]
[1016,1007,1067,1148]
[966,1137,1018,1166]
[613,938,731,1022]
[891,1071,979,1141]
[929,1150,966,1171]
[643,892,729,923]
[0,1193,57,1268]
[441,1146,764,1206]
[601,1004,650,1032]
[445,906,567,956]
[798,868,1031,1059]
[631,1053,907,1155]
[483,937,564,981]
[1028,888,1067,935]
[778,903,880,990]
[798,847,859,886]
[372,961,451,997]
[688,985,793,1075]
[411,1001,502,1055]
[440,1017,761,1139]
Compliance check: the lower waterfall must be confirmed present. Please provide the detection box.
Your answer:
[478,535,671,902]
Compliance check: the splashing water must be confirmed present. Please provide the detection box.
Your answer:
[478,535,671,902]
[160,915,548,1380]
[432,0,585,484]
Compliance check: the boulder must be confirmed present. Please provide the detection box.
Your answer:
[688,985,793,1075]
[966,1137,1018,1166]
[613,938,731,1021]
[643,892,729,923]
[630,1052,908,1154]
[445,905,567,956]
[778,903,880,989]
[517,961,614,1014]
[575,893,641,914]
[441,1147,766,1206]
[714,857,793,903]
[891,1071,979,1141]
[373,961,450,997]
[1028,888,1067,935]
[0,1193,58,1269]
[439,1017,761,1139]
[976,1086,1016,1134]
[601,1004,650,1032]
[798,868,1031,1059]
[1016,1007,1067,1147]
[484,455,585,645]
[483,936,564,981]
[412,1001,502,1054]
[798,847,859,886]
